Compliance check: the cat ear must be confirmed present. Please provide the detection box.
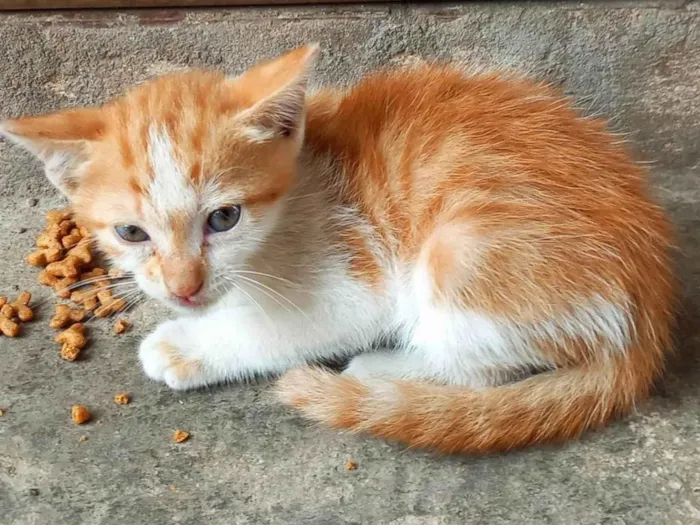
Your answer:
[0,107,105,198]
[235,44,320,143]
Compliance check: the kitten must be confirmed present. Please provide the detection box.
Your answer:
[1,44,676,454]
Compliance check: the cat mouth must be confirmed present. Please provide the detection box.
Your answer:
[173,295,206,309]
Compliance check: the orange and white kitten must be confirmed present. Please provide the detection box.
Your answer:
[1,45,676,454]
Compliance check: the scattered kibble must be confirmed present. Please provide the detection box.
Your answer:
[0,315,19,337]
[345,461,358,471]
[56,323,87,361]
[50,304,86,329]
[0,292,34,337]
[114,393,130,405]
[71,405,91,425]
[173,430,190,443]
[23,208,137,356]
[10,292,34,322]
[113,319,130,334]
[94,289,126,317]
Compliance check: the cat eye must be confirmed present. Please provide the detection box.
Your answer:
[207,206,241,233]
[115,224,150,243]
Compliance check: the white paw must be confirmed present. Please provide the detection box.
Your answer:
[138,321,206,390]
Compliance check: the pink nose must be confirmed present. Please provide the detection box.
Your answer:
[171,281,203,300]
[162,256,206,300]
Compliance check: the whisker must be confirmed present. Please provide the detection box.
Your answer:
[236,276,294,317]
[122,294,147,315]
[65,274,133,292]
[221,276,273,327]
[83,289,142,325]
[231,270,300,288]
[235,275,311,323]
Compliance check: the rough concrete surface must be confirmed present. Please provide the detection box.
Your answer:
[1,2,699,524]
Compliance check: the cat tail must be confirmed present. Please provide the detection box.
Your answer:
[275,345,665,454]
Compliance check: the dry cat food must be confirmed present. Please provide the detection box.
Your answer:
[23,208,134,358]
[113,319,130,334]
[94,289,127,317]
[30,209,125,315]
[56,323,87,361]
[0,307,20,337]
[173,430,190,443]
[71,405,91,425]
[345,461,358,471]
[114,393,130,405]
[0,292,34,337]
[50,304,86,329]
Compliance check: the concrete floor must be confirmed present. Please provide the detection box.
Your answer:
[1,2,700,524]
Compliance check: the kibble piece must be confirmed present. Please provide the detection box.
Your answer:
[39,269,78,297]
[113,319,129,334]
[38,269,56,287]
[70,287,100,310]
[55,276,79,299]
[57,220,74,237]
[56,323,87,361]
[61,228,82,249]
[66,244,92,266]
[95,289,126,317]
[46,209,72,225]
[345,461,358,471]
[0,302,21,337]
[0,316,20,337]
[71,405,91,424]
[50,304,86,329]
[36,223,64,251]
[80,268,107,287]
[61,345,81,361]
[114,393,130,405]
[45,256,81,279]
[1,304,15,320]
[11,292,33,322]
[26,247,63,267]
[173,430,190,443]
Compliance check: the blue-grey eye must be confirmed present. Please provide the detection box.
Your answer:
[207,205,241,233]
[115,224,150,243]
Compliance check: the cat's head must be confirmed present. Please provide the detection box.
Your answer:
[0,44,319,312]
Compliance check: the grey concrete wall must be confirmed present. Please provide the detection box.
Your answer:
[1,3,699,525]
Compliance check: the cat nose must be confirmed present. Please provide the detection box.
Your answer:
[161,257,206,300]
[171,280,203,300]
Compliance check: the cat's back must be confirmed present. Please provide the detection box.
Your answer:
[305,63,670,282]
[307,63,646,197]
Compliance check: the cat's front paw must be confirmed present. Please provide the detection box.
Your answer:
[138,320,207,390]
